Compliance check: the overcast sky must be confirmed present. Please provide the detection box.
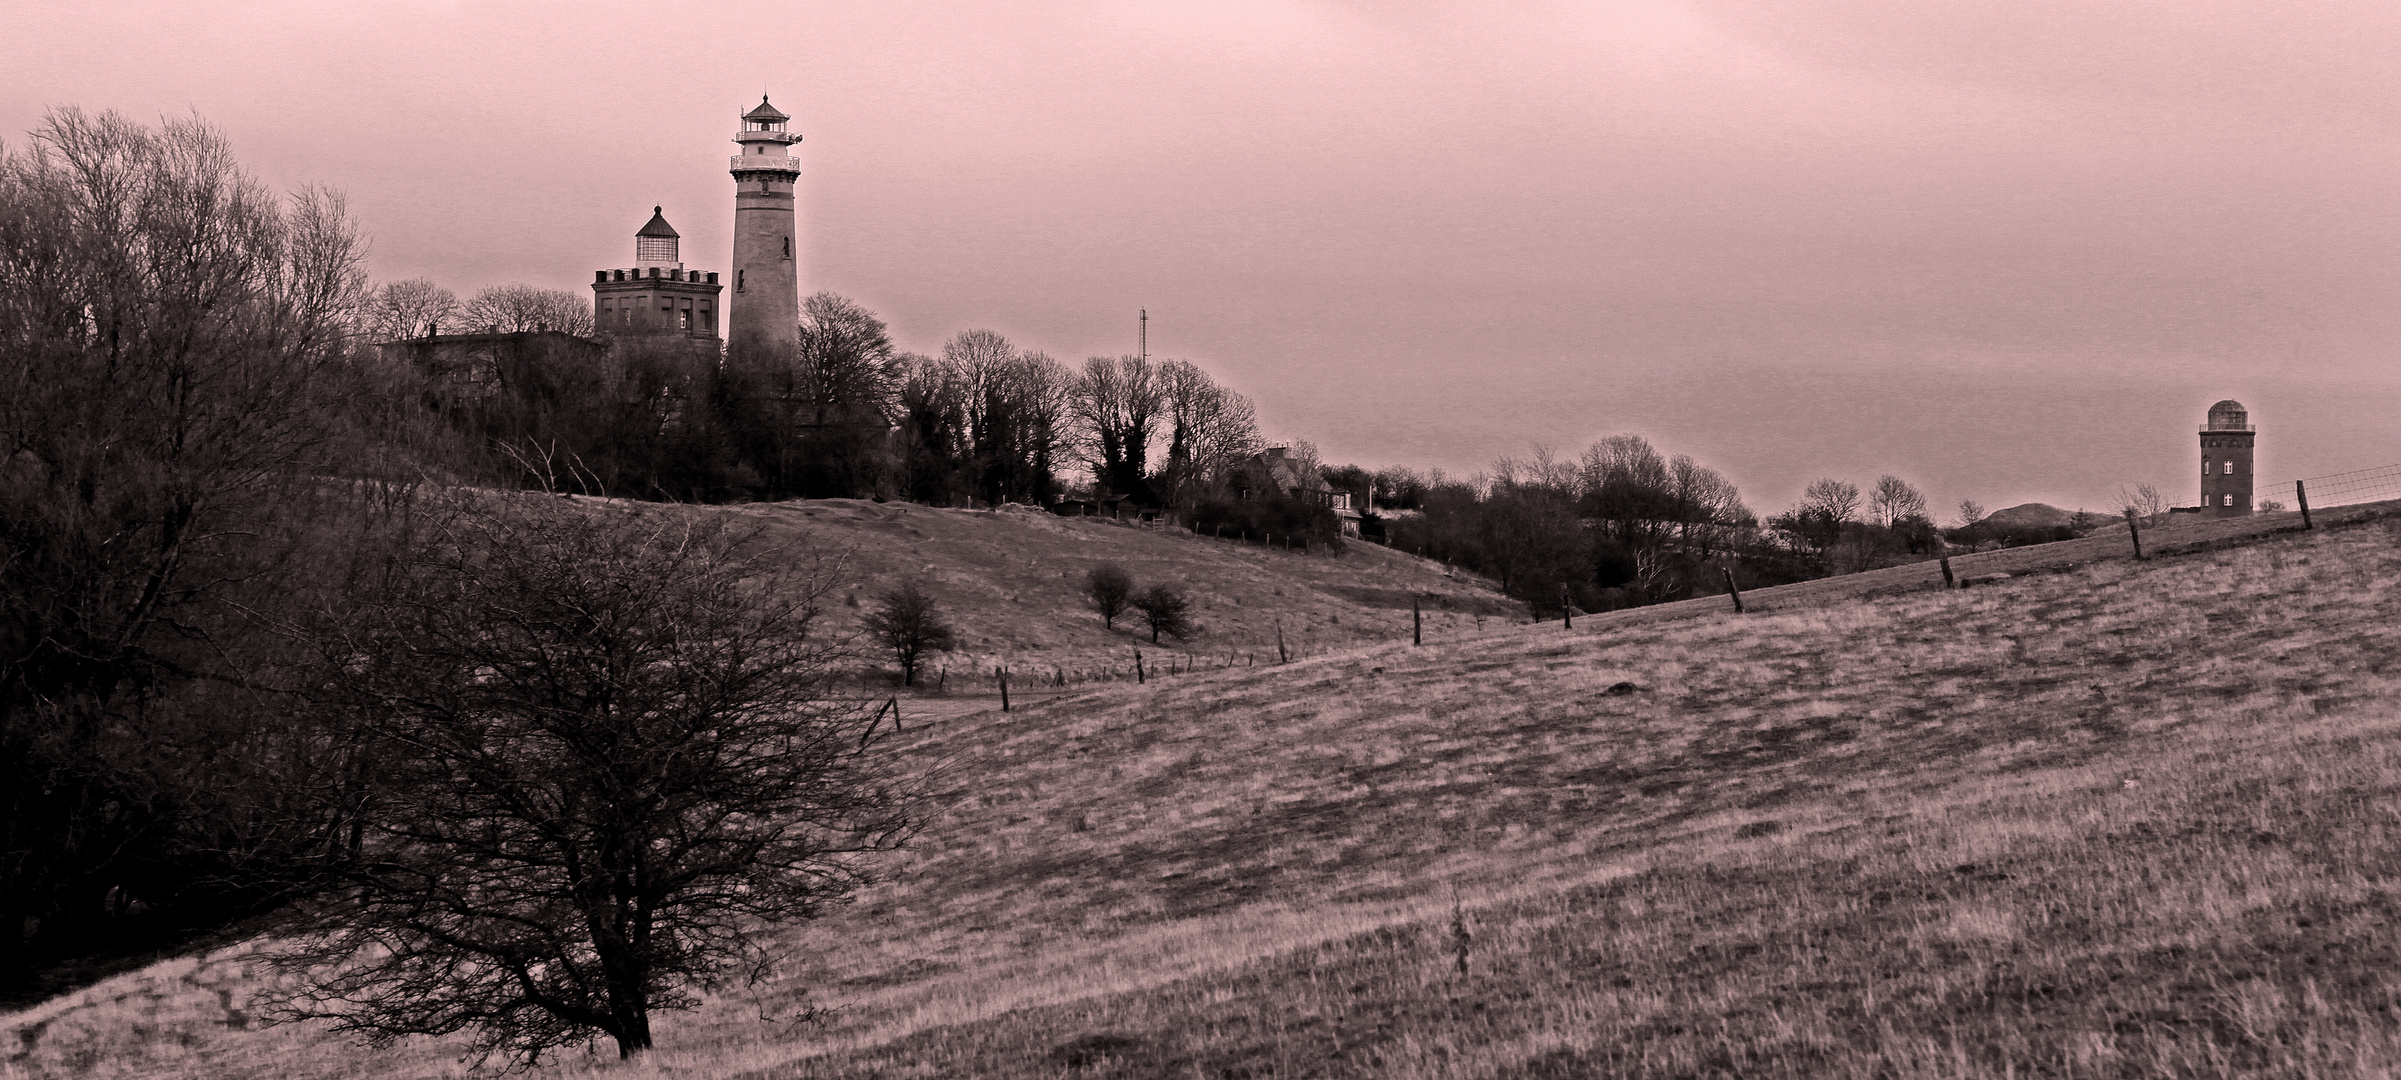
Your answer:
[8,1,2397,516]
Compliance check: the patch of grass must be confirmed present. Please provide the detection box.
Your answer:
[12,511,2401,1078]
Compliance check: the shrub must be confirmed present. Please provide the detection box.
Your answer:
[1131,584,1195,643]
[864,580,956,686]
[1085,563,1133,630]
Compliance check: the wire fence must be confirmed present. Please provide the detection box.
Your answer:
[2294,463,2401,511]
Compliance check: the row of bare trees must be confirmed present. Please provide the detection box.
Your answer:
[361,278,595,340]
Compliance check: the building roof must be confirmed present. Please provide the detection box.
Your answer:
[636,206,679,239]
[742,95,789,122]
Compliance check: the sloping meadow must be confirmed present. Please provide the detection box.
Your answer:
[13,516,2401,1078]
[726,500,1521,686]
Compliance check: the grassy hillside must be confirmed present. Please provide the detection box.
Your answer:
[730,500,1519,694]
[10,509,2401,1078]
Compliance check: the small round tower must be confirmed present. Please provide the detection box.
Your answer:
[2199,399,2254,518]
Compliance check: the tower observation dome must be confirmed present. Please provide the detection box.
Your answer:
[2199,399,2255,518]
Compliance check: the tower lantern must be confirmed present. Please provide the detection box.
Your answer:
[634,206,680,269]
[2199,399,2255,518]
[728,95,803,355]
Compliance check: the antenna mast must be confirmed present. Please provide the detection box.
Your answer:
[1139,308,1147,363]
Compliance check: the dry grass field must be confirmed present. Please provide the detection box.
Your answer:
[730,500,1519,695]
[10,507,2401,1079]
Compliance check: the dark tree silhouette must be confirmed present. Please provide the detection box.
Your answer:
[0,107,368,987]
[1085,564,1134,630]
[271,496,916,1066]
[1131,584,1195,643]
[863,580,956,686]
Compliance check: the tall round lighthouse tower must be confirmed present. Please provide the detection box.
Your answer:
[2199,399,2255,518]
[728,95,802,356]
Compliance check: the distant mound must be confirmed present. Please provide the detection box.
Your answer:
[1980,502,2076,529]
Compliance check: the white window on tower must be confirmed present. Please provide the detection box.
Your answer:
[2224,461,2235,474]
[2224,495,2234,506]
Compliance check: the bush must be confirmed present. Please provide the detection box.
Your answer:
[1131,584,1195,643]
[1085,564,1133,630]
[863,580,956,686]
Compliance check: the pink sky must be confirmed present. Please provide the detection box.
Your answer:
[9,1,2398,516]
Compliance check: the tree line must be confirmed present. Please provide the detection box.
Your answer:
[362,285,1277,514]
[1335,441,2073,615]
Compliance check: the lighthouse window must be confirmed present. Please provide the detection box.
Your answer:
[782,237,791,259]
[736,270,745,292]
[2224,461,2235,475]
[2224,495,2234,506]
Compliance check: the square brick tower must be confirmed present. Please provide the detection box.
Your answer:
[2199,399,2254,518]
[592,206,721,340]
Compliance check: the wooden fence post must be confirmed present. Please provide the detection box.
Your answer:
[2297,479,2314,530]
[1561,584,1572,630]
[1134,648,1144,684]
[997,665,1009,712]
[1722,567,1744,613]
[1276,620,1289,664]
[2123,508,2145,560]
[1938,555,1955,589]
[1413,595,1422,646]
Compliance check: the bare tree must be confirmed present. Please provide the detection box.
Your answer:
[794,291,897,424]
[462,283,593,336]
[1131,584,1195,643]
[1580,436,1673,550]
[1868,475,1927,528]
[1085,563,1134,630]
[1071,355,1163,500]
[1154,360,1262,508]
[1954,499,1987,529]
[1003,350,1074,502]
[1665,454,1749,553]
[2115,483,2166,520]
[361,278,460,341]
[1802,478,1863,526]
[892,351,971,505]
[947,330,1071,503]
[863,579,955,686]
[272,495,916,1066]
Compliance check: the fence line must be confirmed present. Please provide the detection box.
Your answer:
[2292,462,2401,510]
